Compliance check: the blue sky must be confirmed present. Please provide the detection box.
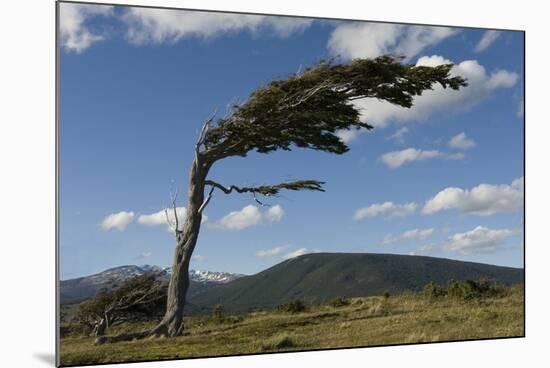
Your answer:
[59,2,524,279]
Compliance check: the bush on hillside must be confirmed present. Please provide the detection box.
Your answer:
[261,333,297,351]
[447,278,505,300]
[423,281,447,298]
[276,299,307,313]
[330,296,351,308]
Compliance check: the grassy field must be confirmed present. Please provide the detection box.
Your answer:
[60,285,524,366]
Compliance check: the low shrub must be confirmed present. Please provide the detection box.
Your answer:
[276,299,307,313]
[211,304,224,321]
[423,282,446,299]
[330,296,351,308]
[447,278,505,300]
[261,333,297,351]
[60,323,92,338]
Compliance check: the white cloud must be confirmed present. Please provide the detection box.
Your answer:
[383,228,434,244]
[328,23,458,61]
[347,56,518,130]
[387,127,409,144]
[265,205,284,222]
[100,211,135,231]
[443,226,519,254]
[353,201,417,220]
[423,177,524,216]
[474,30,501,53]
[448,132,476,150]
[192,254,206,262]
[336,129,363,143]
[138,207,187,226]
[59,3,114,53]
[210,204,284,230]
[282,248,309,260]
[256,244,290,257]
[137,207,207,232]
[122,8,313,44]
[380,148,464,168]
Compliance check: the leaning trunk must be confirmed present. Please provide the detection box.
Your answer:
[151,155,210,337]
[95,155,211,345]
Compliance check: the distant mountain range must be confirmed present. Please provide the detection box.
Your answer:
[59,265,244,304]
[60,253,523,313]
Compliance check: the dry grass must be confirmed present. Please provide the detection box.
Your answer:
[60,285,524,366]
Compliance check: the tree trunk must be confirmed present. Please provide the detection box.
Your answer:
[94,318,107,337]
[150,154,210,337]
[95,154,211,345]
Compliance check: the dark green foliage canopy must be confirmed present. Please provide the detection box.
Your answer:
[201,55,467,160]
[198,55,467,204]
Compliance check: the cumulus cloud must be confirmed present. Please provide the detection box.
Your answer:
[256,244,290,257]
[340,56,518,135]
[383,228,434,245]
[448,132,476,150]
[137,207,207,232]
[59,3,114,53]
[423,177,524,216]
[380,148,464,168]
[474,30,501,53]
[386,127,409,144]
[265,205,284,222]
[336,129,363,143]
[138,207,187,226]
[328,23,458,61]
[354,201,417,220]
[210,204,284,230]
[443,226,519,254]
[100,211,135,231]
[282,248,309,260]
[122,8,313,44]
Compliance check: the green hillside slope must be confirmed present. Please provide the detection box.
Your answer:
[190,253,523,312]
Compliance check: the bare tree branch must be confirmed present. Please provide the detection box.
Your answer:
[165,208,176,233]
[252,192,269,207]
[198,185,215,214]
[170,188,179,232]
[195,109,217,156]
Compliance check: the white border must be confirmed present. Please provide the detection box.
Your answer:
[1,1,547,367]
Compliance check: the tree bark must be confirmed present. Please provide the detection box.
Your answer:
[150,154,210,337]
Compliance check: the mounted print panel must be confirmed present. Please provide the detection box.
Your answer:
[57,1,525,366]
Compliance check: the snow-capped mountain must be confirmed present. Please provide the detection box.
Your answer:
[60,265,245,304]
[189,269,245,283]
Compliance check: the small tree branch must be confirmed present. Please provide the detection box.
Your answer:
[165,208,176,233]
[195,109,217,156]
[252,192,269,207]
[198,185,215,214]
[170,188,179,232]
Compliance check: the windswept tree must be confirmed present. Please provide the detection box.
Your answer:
[99,55,466,343]
[78,273,166,337]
